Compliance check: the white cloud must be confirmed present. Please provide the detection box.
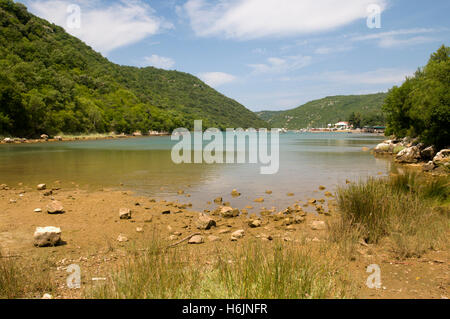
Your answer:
[182,0,387,39]
[323,68,413,85]
[198,72,236,87]
[26,0,172,54]
[351,28,438,48]
[277,68,413,85]
[314,46,353,55]
[143,55,175,69]
[248,55,312,74]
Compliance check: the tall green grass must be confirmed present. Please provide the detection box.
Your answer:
[333,173,449,258]
[88,241,354,299]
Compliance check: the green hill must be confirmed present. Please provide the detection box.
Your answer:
[0,0,266,137]
[257,93,387,129]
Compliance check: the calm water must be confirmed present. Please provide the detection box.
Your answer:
[0,133,394,211]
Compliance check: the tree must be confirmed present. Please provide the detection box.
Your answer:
[383,45,449,149]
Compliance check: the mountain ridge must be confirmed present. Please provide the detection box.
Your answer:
[256,93,387,129]
[0,0,267,137]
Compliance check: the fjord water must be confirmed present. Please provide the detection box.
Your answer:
[0,133,393,210]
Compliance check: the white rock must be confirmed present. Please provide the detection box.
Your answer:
[37,184,47,191]
[117,234,128,242]
[119,208,132,220]
[34,227,62,247]
[42,293,53,299]
[433,149,450,167]
[395,146,421,163]
[46,201,65,214]
[188,235,204,244]
[34,208,42,213]
[231,229,245,239]
[310,221,327,231]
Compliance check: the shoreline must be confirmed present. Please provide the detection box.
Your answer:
[1,175,448,299]
[0,133,171,146]
[1,130,384,146]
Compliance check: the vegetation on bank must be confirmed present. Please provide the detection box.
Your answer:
[331,173,449,259]
[88,241,353,299]
[0,0,266,138]
[383,45,450,149]
[0,253,55,299]
[257,93,387,129]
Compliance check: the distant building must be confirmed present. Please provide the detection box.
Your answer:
[334,121,350,130]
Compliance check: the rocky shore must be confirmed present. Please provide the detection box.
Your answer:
[1,180,448,299]
[374,137,449,173]
[0,132,170,145]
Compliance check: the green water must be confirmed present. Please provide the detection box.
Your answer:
[0,132,394,210]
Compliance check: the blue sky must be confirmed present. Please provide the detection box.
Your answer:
[20,0,450,111]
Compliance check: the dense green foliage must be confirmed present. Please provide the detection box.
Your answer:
[0,0,266,137]
[383,45,450,149]
[257,93,386,129]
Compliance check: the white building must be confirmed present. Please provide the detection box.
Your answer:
[335,121,350,130]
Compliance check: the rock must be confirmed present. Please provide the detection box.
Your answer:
[214,197,223,204]
[208,235,221,242]
[319,186,326,190]
[119,208,132,220]
[395,146,421,163]
[254,198,264,203]
[42,293,53,299]
[433,149,450,168]
[220,206,240,218]
[420,146,436,161]
[3,137,13,144]
[310,221,327,231]
[169,235,178,241]
[308,199,317,204]
[136,227,144,233]
[34,227,62,247]
[265,190,273,194]
[248,219,262,228]
[287,193,295,197]
[231,189,241,197]
[374,142,392,153]
[422,161,436,172]
[40,134,49,140]
[362,147,370,152]
[260,234,273,241]
[188,235,204,244]
[37,184,47,191]
[231,229,245,239]
[46,201,65,214]
[43,190,53,197]
[196,213,217,230]
[161,209,171,215]
[34,208,42,213]
[218,229,231,234]
[54,136,63,141]
[117,234,128,242]
[0,184,8,190]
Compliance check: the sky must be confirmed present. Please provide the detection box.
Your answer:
[19,0,450,111]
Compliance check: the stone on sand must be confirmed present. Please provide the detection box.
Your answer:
[196,213,217,230]
[188,235,204,245]
[34,227,62,247]
[46,201,65,214]
[119,208,132,220]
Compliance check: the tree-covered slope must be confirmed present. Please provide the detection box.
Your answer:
[0,0,266,137]
[257,93,387,129]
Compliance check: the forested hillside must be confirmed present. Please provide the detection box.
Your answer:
[257,93,387,129]
[0,0,266,137]
[383,45,449,149]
